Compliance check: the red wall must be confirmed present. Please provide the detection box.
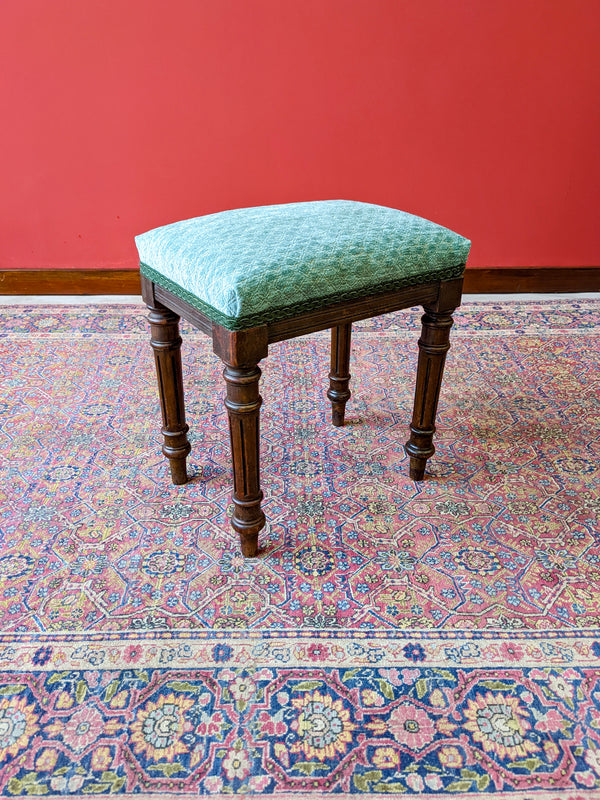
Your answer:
[2,0,599,270]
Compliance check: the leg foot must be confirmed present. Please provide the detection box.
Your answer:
[405,308,455,480]
[409,457,427,482]
[147,303,191,485]
[327,323,352,426]
[223,363,265,556]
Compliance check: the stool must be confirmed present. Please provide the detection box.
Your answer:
[136,200,471,557]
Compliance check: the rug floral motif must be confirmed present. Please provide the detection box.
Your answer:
[0,298,599,797]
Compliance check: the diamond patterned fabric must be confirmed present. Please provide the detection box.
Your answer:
[136,200,471,330]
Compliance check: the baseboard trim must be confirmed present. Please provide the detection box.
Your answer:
[463,267,600,294]
[0,269,141,295]
[0,267,598,296]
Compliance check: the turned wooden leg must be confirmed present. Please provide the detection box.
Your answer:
[405,308,456,481]
[147,303,191,485]
[327,323,352,427]
[223,363,265,557]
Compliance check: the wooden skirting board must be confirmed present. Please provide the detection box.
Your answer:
[0,267,599,296]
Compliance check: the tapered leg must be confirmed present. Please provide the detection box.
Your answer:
[327,323,352,426]
[147,304,191,485]
[405,308,455,481]
[223,363,265,557]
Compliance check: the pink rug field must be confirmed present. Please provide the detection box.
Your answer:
[0,298,598,798]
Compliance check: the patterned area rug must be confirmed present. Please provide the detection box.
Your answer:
[0,298,599,798]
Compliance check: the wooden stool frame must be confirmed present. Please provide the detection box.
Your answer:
[141,273,463,557]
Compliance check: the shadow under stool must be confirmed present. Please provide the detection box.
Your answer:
[136,200,471,557]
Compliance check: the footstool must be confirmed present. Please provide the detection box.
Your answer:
[136,200,471,556]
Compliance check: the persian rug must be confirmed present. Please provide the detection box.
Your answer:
[0,297,599,798]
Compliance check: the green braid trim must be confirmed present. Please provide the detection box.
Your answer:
[140,262,465,332]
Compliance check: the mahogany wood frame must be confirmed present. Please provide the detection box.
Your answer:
[141,273,463,557]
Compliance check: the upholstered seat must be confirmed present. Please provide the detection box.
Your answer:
[136,200,470,330]
[137,200,471,556]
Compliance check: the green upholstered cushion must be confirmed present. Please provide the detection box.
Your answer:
[136,200,471,330]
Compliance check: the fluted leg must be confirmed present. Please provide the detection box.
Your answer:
[147,304,191,485]
[223,363,265,557]
[327,323,352,427]
[405,308,455,481]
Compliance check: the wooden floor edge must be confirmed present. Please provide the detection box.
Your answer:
[0,267,599,296]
